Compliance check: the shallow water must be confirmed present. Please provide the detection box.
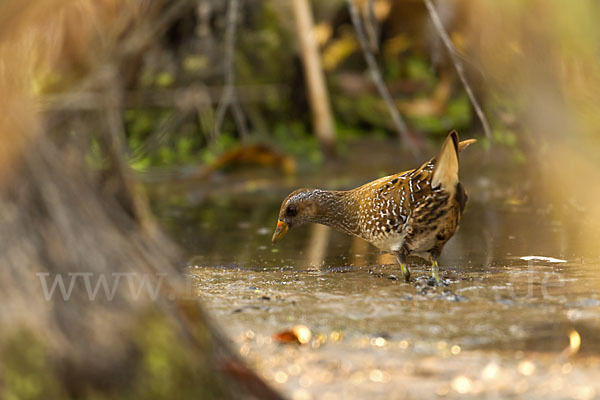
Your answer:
[151,144,600,399]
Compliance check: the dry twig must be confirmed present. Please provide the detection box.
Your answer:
[100,66,156,232]
[364,0,380,53]
[214,0,248,140]
[347,0,419,158]
[424,0,492,140]
[292,0,336,154]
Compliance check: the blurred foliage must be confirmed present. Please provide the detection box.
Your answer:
[1,314,233,400]
[2,331,62,400]
[117,0,529,173]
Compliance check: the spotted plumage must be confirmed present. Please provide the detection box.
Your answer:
[272,131,476,283]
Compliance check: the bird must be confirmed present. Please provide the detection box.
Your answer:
[271,130,476,284]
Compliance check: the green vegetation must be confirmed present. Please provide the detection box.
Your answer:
[1,313,233,400]
[118,2,525,173]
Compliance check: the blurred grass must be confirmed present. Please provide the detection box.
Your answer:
[117,1,485,171]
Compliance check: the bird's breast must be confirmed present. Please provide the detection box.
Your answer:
[369,230,408,252]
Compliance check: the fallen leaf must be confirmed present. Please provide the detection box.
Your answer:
[273,325,312,345]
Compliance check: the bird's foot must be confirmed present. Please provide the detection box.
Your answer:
[428,260,447,286]
[426,276,449,287]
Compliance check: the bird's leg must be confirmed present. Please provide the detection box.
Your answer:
[431,259,440,284]
[395,250,410,282]
[429,251,443,285]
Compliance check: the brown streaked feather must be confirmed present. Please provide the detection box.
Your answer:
[274,130,476,260]
[343,131,473,253]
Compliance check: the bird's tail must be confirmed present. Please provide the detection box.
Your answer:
[432,130,463,193]
[458,138,477,153]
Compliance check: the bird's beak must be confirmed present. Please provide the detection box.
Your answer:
[271,220,289,244]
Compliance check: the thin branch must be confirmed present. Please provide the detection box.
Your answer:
[292,0,336,155]
[47,0,198,112]
[120,0,196,58]
[347,0,419,158]
[41,85,286,111]
[130,110,192,162]
[100,66,156,232]
[230,96,248,138]
[364,0,379,53]
[213,0,248,140]
[423,0,492,140]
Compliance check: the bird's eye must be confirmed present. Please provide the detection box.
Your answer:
[286,205,298,217]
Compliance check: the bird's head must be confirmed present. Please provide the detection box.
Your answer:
[272,188,320,244]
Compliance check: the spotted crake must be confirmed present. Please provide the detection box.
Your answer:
[272,131,476,284]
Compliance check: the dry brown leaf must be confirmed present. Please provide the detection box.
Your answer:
[273,325,312,345]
